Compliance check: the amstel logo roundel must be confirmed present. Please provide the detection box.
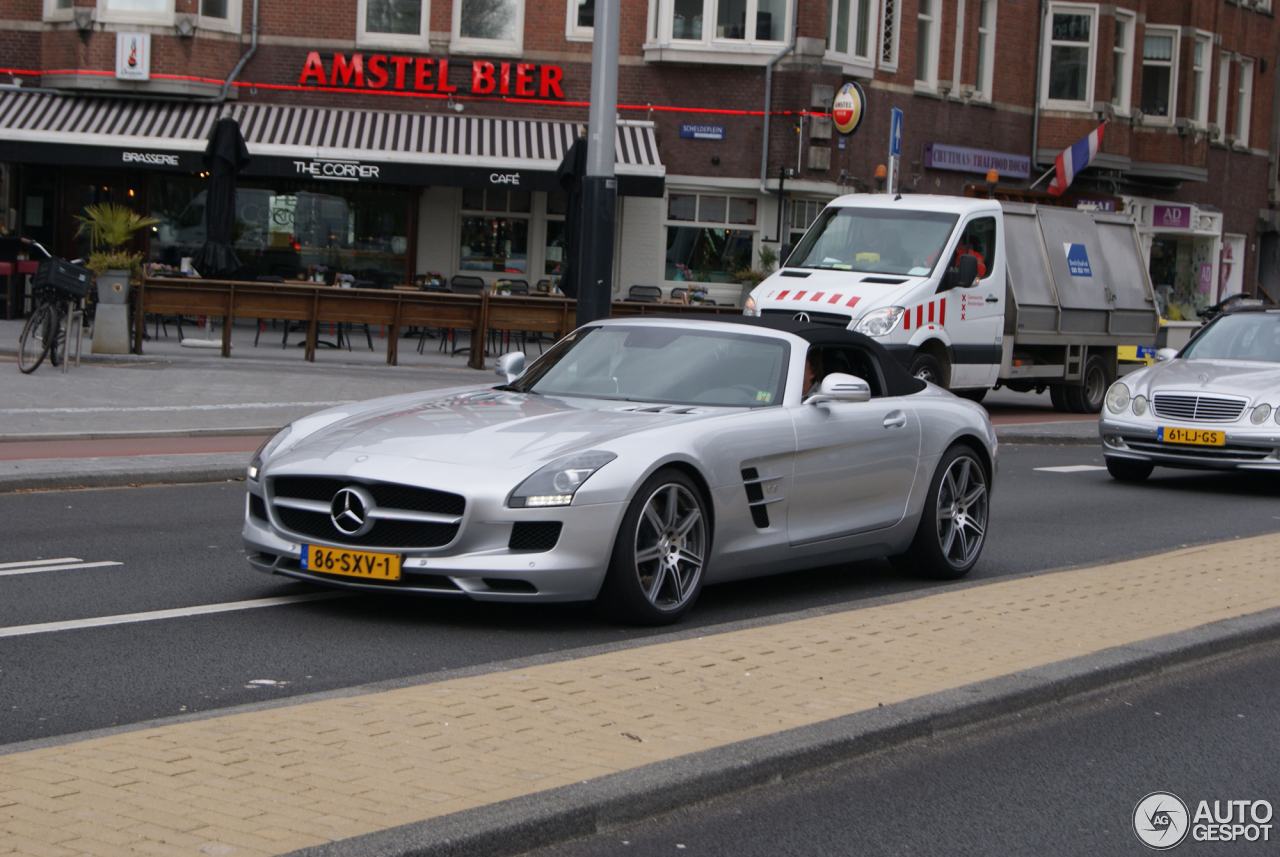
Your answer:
[831,81,867,136]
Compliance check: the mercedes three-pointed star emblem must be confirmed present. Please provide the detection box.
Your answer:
[330,485,377,536]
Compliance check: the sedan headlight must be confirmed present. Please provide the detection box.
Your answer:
[509,451,617,507]
[1105,382,1130,414]
[247,425,293,481]
[743,296,760,317]
[1131,394,1148,416]
[853,307,905,337]
[1251,404,1272,425]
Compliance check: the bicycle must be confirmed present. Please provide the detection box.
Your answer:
[16,239,91,374]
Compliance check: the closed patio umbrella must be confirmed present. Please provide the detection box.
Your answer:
[555,137,586,299]
[191,116,250,280]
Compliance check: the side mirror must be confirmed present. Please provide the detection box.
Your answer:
[1154,348,1178,362]
[495,351,526,383]
[805,372,872,405]
[956,253,979,290]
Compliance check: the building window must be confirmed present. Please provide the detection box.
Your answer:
[789,199,825,247]
[99,0,173,22]
[1111,10,1134,113]
[665,193,757,283]
[1235,58,1253,148]
[1190,34,1211,127]
[1041,4,1096,108]
[357,0,428,47]
[1215,51,1230,142]
[460,187,531,274]
[915,0,939,89]
[198,0,241,32]
[1140,27,1177,122]
[656,0,788,46]
[43,0,74,19]
[453,0,523,55]
[566,0,593,40]
[974,0,995,100]
[828,0,879,67]
[880,0,900,71]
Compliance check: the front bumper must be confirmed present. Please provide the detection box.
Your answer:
[1098,418,1280,471]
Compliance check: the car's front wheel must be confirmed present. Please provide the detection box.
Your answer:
[1106,457,1154,482]
[891,444,989,580]
[599,468,708,625]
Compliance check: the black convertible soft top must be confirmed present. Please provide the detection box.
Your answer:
[636,314,928,398]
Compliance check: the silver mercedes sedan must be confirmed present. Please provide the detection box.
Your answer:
[1100,307,1280,480]
[242,316,997,624]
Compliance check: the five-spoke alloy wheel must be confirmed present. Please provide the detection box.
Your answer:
[892,444,989,580]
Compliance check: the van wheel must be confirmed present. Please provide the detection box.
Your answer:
[910,353,945,387]
[1049,385,1072,412]
[1065,356,1110,413]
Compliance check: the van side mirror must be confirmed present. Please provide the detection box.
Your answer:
[805,372,872,405]
[956,254,979,290]
[495,351,526,383]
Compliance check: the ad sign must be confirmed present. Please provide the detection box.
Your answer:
[922,143,1031,179]
[116,33,151,81]
[831,82,867,136]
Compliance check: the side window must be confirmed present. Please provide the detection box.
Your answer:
[957,216,997,280]
[818,347,885,397]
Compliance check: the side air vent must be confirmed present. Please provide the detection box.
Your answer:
[741,467,780,530]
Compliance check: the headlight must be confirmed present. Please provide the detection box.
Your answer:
[743,296,760,317]
[852,307,905,337]
[1251,404,1272,425]
[1105,383,1130,414]
[1131,394,1148,416]
[248,425,293,481]
[508,451,617,508]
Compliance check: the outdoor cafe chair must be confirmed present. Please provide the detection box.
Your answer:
[628,285,662,302]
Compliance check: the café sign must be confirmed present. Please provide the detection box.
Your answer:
[299,53,565,99]
[293,158,380,181]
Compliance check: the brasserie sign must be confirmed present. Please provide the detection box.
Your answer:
[299,53,565,99]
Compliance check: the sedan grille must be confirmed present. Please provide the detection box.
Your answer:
[1152,394,1246,422]
[268,476,464,549]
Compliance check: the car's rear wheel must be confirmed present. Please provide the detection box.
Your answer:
[1106,457,1154,482]
[599,468,708,625]
[891,444,988,580]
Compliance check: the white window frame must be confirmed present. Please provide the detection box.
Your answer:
[914,0,941,92]
[1214,50,1230,142]
[973,0,996,101]
[825,0,881,74]
[661,191,760,285]
[1139,25,1178,124]
[645,0,793,63]
[1110,9,1135,114]
[42,0,74,22]
[566,0,593,42]
[451,0,525,57]
[1039,2,1097,111]
[1189,31,1212,128]
[879,0,901,72]
[357,0,431,50]
[197,0,243,35]
[1235,57,1253,148]
[97,0,175,26]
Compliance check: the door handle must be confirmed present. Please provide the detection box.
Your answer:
[883,410,907,429]
[985,295,999,303]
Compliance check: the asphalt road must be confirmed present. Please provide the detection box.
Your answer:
[1,444,1278,746]
[522,638,1280,857]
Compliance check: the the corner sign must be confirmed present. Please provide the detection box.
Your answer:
[294,159,380,181]
[116,33,151,81]
[1064,243,1093,277]
[680,124,725,140]
[832,82,867,136]
[299,53,565,99]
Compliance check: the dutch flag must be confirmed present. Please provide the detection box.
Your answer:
[1047,123,1106,197]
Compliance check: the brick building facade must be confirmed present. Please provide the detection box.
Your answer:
[1,0,1276,308]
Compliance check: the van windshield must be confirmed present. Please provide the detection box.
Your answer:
[789,208,959,276]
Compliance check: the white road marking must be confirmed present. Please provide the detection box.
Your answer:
[0,401,352,416]
[0,557,81,570]
[0,593,348,639]
[1034,465,1108,473]
[0,561,123,577]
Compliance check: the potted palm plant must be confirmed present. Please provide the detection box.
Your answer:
[75,202,160,306]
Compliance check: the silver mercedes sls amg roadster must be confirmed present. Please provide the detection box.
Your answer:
[1101,306,1280,480]
[242,316,997,624]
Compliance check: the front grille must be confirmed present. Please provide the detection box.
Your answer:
[1120,436,1273,462]
[269,476,464,549]
[761,309,851,327]
[248,493,268,522]
[272,476,464,515]
[1152,394,1247,422]
[508,522,562,553]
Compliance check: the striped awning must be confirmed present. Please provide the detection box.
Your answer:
[0,92,663,189]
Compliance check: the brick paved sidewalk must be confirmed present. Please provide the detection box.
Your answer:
[3,533,1278,857]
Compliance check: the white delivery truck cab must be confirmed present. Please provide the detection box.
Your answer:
[744,193,1160,412]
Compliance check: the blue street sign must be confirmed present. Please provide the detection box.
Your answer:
[890,108,903,158]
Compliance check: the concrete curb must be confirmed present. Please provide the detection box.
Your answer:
[0,463,245,492]
[286,606,1280,857]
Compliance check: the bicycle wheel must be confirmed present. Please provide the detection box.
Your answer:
[17,302,54,374]
[48,302,69,367]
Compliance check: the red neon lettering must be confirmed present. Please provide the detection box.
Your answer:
[366,55,388,88]
[390,56,411,90]
[471,61,495,94]
[299,51,327,86]
[500,62,511,95]
[515,63,536,97]
[414,57,434,91]
[436,59,458,93]
[331,53,364,87]
[540,64,564,98]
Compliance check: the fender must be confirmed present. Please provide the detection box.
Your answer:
[883,329,954,371]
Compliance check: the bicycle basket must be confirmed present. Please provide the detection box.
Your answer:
[33,258,93,300]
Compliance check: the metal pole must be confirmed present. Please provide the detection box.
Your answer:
[576,0,621,326]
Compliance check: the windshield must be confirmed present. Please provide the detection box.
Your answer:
[790,207,960,276]
[512,326,790,407]
[1181,313,1280,362]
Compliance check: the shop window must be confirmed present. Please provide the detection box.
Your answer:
[458,190,529,273]
[1141,28,1178,122]
[880,0,900,72]
[1041,4,1096,108]
[973,0,995,101]
[827,0,879,70]
[359,0,428,47]
[1235,58,1253,148]
[547,192,569,216]
[668,194,697,221]
[699,196,727,223]
[664,193,758,283]
[1110,11,1134,113]
[567,0,593,40]
[914,0,939,90]
[453,0,523,55]
[729,197,757,225]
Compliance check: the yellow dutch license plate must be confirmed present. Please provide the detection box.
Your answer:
[302,545,401,580]
[1158,427,1226,446]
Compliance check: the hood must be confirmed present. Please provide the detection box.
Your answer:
[1133,359,1280,402]
[274,389,722,470]
[752,269,929,319]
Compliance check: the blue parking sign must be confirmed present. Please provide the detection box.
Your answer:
[890,108,903,158]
